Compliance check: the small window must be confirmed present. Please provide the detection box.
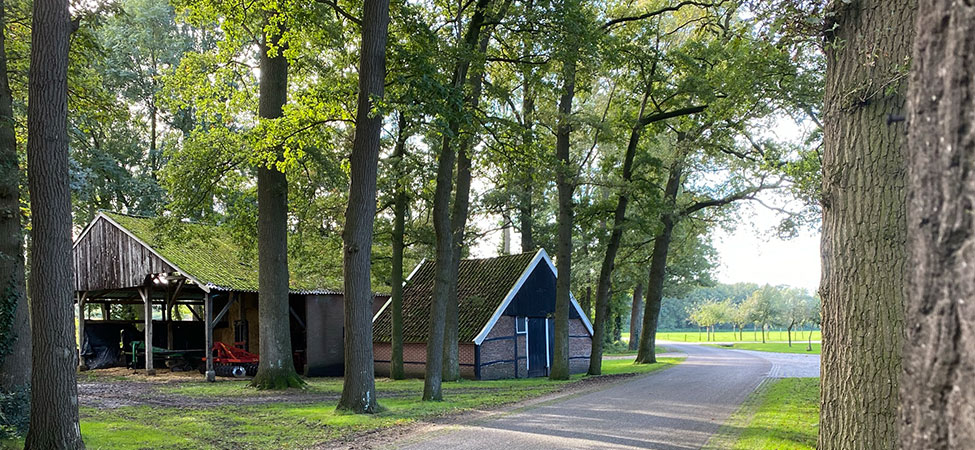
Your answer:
[515,316,527,334]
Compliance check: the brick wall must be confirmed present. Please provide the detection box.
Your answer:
[568,318,592,374]
[373,342,475,379]
[479,316,520,380]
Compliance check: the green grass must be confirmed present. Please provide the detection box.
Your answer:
[656,330,821,343]
[705,342,821,354]
[81,356,682,449]
[604,345,670,357]
[706,378,819,450]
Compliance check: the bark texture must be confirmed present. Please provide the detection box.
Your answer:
[389,113,408,381]
[901,0,975,446]
[550,37,578,380]
[628,283,644,351]
[819,1,913,447]
[24,0,84,447]
[0,0,30,434]
[251,23,303,390]
[337,0,390,413]
[635,161,681,365]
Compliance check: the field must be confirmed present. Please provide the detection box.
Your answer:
[705,378,819,450]
[655,330,821,343]
[77,356,682,449]
[705,342,821,354]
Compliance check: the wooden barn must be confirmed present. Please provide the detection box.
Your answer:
[372,249,593,380]
[73,212,387,380]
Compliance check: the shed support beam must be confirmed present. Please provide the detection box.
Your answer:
[204,292,215,382]
[210,292,237,329]
[77,292,89,371]
[140,286,155,376]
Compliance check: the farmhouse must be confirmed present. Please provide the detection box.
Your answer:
[73,212,386,380]
[372,249,594,380]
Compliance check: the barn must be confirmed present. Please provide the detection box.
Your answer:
[72,212,387,380]
[372,249,593,380]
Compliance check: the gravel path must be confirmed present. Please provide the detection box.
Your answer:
[386,343,771,450]
[728,349,820,378]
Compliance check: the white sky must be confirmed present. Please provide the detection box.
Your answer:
[710,203,821,292]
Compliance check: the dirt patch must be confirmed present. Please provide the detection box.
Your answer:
[78,368,344,410]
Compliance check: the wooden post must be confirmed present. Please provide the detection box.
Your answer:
[77,292,88,371]
[140,286,155,376]
[204,292,214,382]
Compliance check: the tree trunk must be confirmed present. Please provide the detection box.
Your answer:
[628,283,644,351]
[389,113,408,381]
[589,89,649,375]
[444,2,509,379]
[424,0,492,401]
[338,0,389,412]
[24,0,84,446]
[819,0,913,447]
[788,321,794,347]
[0,0,30,433]
[635,161,682,365]
[901,1,975,445]
[551,36,578,381]
[251,22,303,390]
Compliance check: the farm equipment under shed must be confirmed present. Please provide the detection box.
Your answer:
[204,342,260,377]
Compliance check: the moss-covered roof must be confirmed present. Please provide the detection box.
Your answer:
[373,251,538,343]
[99,212,342,294]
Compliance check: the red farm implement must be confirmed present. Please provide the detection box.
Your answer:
[204,342,259,378]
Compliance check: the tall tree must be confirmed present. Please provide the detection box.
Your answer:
[819,0,913,447]
[24,0,85,447]
[549,0,583,381]
[0,0,30,436]
[388,112,408,381]
[901,0,975,445]
[444,0,510,382]
[424,0,492,401]
[627,283,643,351]
[250,16,303,390]
[338,0,390,413]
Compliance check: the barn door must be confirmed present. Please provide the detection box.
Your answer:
[527,318,548,377]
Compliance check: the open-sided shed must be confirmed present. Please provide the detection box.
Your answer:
[73,212,386,380]
[372,249,593,380]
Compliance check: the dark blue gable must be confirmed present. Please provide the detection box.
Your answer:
[502,262,580,319]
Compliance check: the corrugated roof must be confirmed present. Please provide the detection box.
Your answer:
[373,252,538,343]
[98,212,343,294]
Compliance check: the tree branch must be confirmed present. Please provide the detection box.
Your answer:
[315,0,362,26]
[638,104,708,128]
[601,1,717,31]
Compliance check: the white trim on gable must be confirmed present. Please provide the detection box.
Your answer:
[372,258,427,323]
[77,213,210,293]
[472,249,594,345]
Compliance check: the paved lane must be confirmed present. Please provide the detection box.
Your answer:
[389,343,772,450]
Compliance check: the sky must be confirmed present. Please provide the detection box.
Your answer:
[710,203,821,292]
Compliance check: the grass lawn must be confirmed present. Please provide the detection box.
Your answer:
[705,342,821,355]
[604,345,670,357]
[656,330,821,343]
[80,356,682,449]
[705,378,819,450]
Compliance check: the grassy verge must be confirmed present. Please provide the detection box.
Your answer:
[704,342,821,354]
[656,330,821,343]
[81,356,682,449]
[604,345,670,357]
[705,378,819,450]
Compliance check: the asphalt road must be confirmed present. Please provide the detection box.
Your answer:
[389,342,773,450]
